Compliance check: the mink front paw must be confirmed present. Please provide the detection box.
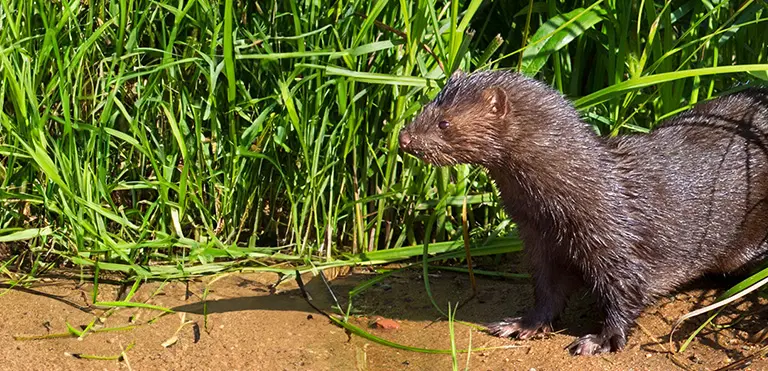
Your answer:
[486,317,551,339]
[566,333,625,356]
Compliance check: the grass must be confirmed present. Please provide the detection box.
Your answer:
[0,0,765,275]
[0,0,519,280]
[1,0,768,361]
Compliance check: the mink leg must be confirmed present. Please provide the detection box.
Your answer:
[566,283,644,355]
[487,259,581,340]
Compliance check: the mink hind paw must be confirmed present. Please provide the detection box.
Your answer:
[486,317,551,339]
[566,333,624,356]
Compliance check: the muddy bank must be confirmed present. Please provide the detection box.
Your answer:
[1,269,766,370]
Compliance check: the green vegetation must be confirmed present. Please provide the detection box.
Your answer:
[1,0,768,349]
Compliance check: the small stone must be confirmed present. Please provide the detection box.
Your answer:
[370,317,400,330]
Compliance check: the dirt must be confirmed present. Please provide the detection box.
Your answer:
[1,266,767,371]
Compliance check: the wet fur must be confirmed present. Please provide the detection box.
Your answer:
[398,70,768,355]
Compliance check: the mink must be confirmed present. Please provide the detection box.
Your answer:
[398,69,768,355]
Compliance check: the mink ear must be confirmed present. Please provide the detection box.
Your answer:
[484,87,507,117]
[450,69,465,80]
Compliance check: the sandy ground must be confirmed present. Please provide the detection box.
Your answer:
[1,267,767,371]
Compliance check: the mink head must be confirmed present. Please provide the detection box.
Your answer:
[399,70,533,167]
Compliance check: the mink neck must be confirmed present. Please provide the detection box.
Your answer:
[484,116,619,229]
[475,76,623,228]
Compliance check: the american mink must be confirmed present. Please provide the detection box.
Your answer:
[398,69,768,355]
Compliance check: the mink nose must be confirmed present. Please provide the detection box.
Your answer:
[399,131,412,149]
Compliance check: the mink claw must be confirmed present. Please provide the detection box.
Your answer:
[566,333,622,356]
[486,317,549,339]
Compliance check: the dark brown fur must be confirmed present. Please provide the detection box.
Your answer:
[398,70,768,355]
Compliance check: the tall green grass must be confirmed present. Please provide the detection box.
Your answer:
[0,0,767,282]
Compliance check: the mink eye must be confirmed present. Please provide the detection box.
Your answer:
[438,120,450,130]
